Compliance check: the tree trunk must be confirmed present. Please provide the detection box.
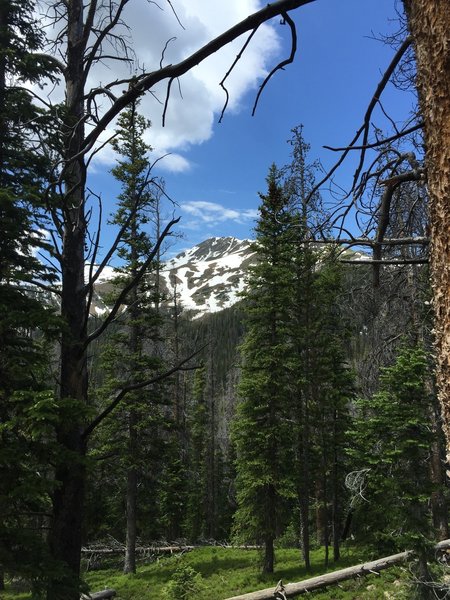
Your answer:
[225,541,450,600]
[123,409,138,574]
[332,409,340,562]
[207,366,217,539]
[263,534,274,574]
[48,430,86,600]
[402,0,450,463]
[299,394,311,572]
[299,488,310,571]
[123,210,140,574]
[48,0,88,596]
[48,180,88,599]
[262,482,276,574]
[429,403,449,540]
[315,479,326,546]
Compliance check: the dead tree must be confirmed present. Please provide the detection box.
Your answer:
[21,0,450,596]
[31,2,314,598]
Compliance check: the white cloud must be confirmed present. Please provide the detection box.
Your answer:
[182,200,257,228]
[157,153,193,173]
[52,1,281,173]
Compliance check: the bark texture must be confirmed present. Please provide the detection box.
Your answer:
[402,0,450,462]
[48,0,88,596]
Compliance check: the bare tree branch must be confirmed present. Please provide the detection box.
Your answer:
[218,28,260,123]
[252,12,297,116]
[82,344,207,439]
[323,122,423,152]
[301,236,429,247]
[160,36,177,68]
[83,0,131,85]
[84,216,180,348]
[165,0,185,30]
[340,257,428,265]
[307,36,412,206]
[83,0,316,152]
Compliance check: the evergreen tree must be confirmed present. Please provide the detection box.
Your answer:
[157,286,189,541]
[349,345,436,547]
[233,165,296,573]
[93,101,164,573]
[0,0,60,590]
[185,365,208,540]
[284,129,353,569]
[308,258,353,565]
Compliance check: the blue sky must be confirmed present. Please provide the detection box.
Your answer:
[88,0,415,258]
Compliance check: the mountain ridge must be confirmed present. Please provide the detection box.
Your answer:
[90,236,255,319]
[160,236,255,317]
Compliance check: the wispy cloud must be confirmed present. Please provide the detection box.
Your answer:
[182,200,257,229]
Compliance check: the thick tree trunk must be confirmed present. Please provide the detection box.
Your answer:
[48,0,88,597]
[48,179,87,599]
[263,534,274,574]
[402,0,450,462]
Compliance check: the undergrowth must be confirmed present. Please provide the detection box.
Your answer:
[2,545,418,599]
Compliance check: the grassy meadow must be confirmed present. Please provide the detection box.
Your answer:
[3,545,414,599]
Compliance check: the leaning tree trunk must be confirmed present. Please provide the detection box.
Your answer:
[402,0,450,464]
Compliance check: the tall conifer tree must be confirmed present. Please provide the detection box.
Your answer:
[95,101,164,574]
[233,165,296,573]
[0,0,60,589]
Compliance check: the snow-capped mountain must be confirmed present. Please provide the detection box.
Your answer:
[88,236,255,319]
[160,237,256,317]
[89,236,368,319]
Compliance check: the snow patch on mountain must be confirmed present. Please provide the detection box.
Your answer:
[160,237,255,317]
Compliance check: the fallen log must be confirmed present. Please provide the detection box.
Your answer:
[81,545,195,554]
[81,590,116,600]
[225,539,450,600]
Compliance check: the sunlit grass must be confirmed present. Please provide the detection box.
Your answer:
[3,545,411,599]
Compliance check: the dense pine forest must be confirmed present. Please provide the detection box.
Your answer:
[2,1,450,599]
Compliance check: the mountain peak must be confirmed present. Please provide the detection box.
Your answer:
[161,237,255,317]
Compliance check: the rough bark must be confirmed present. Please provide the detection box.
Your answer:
[402,0,450,462]
[47,0,88,596]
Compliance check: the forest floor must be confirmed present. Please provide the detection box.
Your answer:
[3,544,421,599]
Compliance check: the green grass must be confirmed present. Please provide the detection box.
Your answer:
[2,545,412,599]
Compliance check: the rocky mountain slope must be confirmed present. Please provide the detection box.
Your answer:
[90,237,256,318]
[160,237,255,317]
[90,236,365,319]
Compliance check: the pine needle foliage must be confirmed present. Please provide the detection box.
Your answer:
[233,165,297,572]
[348,345,436,554]
[0,0,61,589]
